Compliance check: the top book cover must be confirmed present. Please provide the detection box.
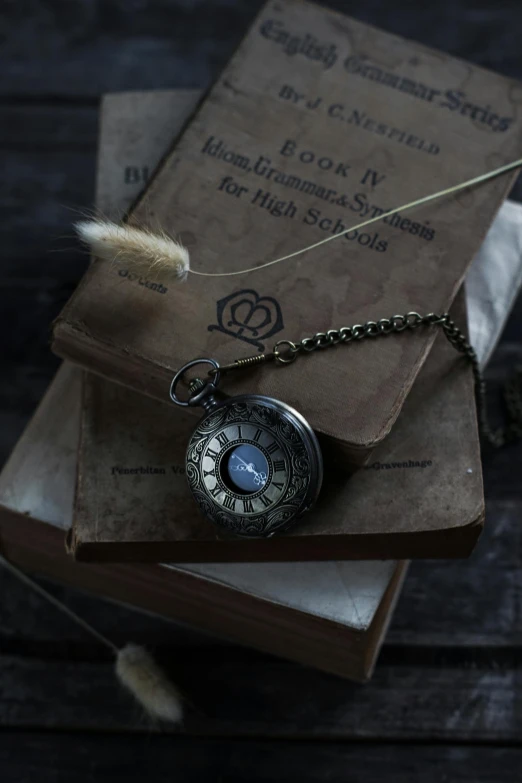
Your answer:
[52,0,522,464]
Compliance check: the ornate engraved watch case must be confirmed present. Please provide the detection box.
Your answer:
[170,359,323,538]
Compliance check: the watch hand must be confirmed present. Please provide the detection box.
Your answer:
[232,454,251,470]
[232,454,267,485]
[232,454,259,474]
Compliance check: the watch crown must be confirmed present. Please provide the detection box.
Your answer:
[185,376,220,413]
[188,377,206,395]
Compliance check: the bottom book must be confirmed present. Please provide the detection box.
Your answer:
[0,363,405,682]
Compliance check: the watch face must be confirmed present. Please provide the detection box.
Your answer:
[185,395,322,538]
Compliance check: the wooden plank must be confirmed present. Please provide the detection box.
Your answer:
[388,497,522,645]
[2,1,522,99]
[0,648,521,741]
[1,1,251,99]
[0,286,62,466]
[0,567,217,651]
[0,105,98,149]
[1,733,522,783]
[0,105,96,460]
[0,141,95,277]
[481,343,522,500]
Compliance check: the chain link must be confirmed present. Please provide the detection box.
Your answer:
[273,312,522,449]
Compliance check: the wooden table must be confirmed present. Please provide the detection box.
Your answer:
[1,2,521,780]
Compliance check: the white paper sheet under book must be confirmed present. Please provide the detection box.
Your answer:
[1,87,521,637]
[467,198,522,367]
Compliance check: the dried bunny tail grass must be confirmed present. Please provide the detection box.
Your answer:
[75,219,190,280]
[116,644,183,724]
[0,554,184,725]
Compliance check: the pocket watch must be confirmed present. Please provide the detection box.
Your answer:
[170,359,323,538]
[169,311,522,539]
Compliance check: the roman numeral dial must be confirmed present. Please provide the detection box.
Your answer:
[200,421,291,516]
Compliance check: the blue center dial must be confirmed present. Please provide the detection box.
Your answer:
[224,443,269,493]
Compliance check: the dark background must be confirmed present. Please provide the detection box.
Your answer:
[1,1,522,780]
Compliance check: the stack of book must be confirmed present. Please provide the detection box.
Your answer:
[2,0,522,682]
